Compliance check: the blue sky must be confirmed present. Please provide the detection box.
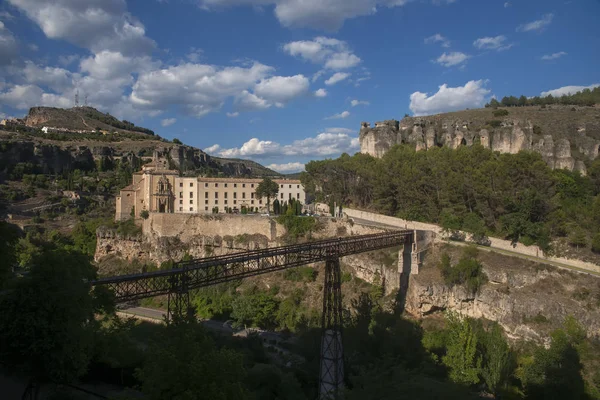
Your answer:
[0,0,598,173]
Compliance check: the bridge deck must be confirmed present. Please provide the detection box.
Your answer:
[92,231,411,302]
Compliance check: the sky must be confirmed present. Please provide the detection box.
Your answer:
[0,0,599,173]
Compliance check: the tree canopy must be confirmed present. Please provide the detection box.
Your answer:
[255,177,279,212]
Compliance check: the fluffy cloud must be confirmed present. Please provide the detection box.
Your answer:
[541,51,567,61]
[314,88,327,97]
[161,118,176,127]
[266,162,305,173]
[254,74,309,106]
[226,112,239,117]
[424,33,450,48]
[0,84,71,109]
[517,13,553,32]
[435,52,469,67]
[130,62,274,116]
[7,0,155,55]
[283,37,361,70]
[0,21,18,65]
[541,83,600,97]
[80,51,158,80]
[205,129,359,159]
[325,72,350,85]
[198,0,410,31]
[409,80,491,116]
[325,110,350,119]
[350,99,369,106]
[21,61,73,92]
[234,90,271,112]
[473,35,512,51]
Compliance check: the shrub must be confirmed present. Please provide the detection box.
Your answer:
[440,247,487,294]
[592,233,600,254]
[533,125,542,135]
[493,109,509,117]
[487,120,502,128]
[283,266,317,282]
[140,210,149,219]
[172,138,182,144]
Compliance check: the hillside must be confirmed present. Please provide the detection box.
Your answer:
[360,104,600,173]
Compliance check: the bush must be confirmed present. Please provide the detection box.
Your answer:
[283,266,317,282]
[493,109,509,117]
[487,120,502,128]
[172,138,182,144]
[276,215,316,241]
[592,233,600,254]
[140,210,149,219]
[440,247,487,294]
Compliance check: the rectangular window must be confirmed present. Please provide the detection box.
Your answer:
[251,184,254,188]
[297,185,300,189]
[224,192,228,199]
[179,192,183,197]
[289,184,292,188]
[234,200,237,205]
[234,183,237,188]
[179,207,182,211]
[280,184,283,188]
[251,200,254,205]
[281,193,284,199]
[205,200,208,205]
[205,206,208,211]
[179,182,183,187]
[251,193,254,199]
[190,200,193,204]
[215,192,218,198]
[190,192,193,198]
[179,200,183,204]
[190,182,193,187]
[204,183,208,188]
[205,192,208,198]
[259,200,263,205]
[242,183,246,188]
[190,207,193,211]
[224,183,228,188]
[297,193,300,199]
[225,200,228,205]
[215,200,218,205]
[215,183,218,188]
[242,192,246,199]
[289,193,291,200]
[233,192,237,199]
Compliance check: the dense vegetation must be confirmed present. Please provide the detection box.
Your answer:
[79,108,155,135]
[485,87,600,107]
[302,145,600,253]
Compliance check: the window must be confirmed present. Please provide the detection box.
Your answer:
[281,193,284,199]
[190,182,193,187]
[233,192,237,199]
[190,207,193,211]
[297,185,300,189]
[205,192,208,198]
[251,192,254,199]
[190,192,193,198]
[251,200,254,205]
[297,193,300,199]
[215,183,219,188]
[289,184,292,188]
[179,199,183,204]
[215,192,218,198]
[179,192,183,197]
[242,192,246,199]
[204,183,208,188]
[190,200,193,204]
[180,182,183,187]
[215,200,218,205]
[242,183,246,188]
[251,184,254,188]
[234,183,237,188]
[280,184,283,188]
[259,200,263,205]
[179,207,182,211]
[205,206,208,211]
[234,200,237,205]
[224,192,228,199]
[224,183,228,188]
[205,200,208,205]
[225,200,228,205]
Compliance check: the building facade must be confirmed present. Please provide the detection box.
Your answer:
[115,162,306,221]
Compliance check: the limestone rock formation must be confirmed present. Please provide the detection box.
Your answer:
[359,107,600,174]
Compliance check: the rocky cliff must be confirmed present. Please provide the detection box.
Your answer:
[360,106,600,173]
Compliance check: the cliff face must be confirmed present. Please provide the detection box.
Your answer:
[0,140,97,173]
[359,106,600,173]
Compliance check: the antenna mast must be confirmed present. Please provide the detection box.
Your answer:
[74,90,79,107]
[84,94,88,107]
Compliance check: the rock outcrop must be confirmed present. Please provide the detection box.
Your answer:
[359,107,600,174]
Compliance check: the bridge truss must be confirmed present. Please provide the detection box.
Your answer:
[92,230,412,399]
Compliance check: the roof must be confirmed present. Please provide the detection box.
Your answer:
[197,177,302,184]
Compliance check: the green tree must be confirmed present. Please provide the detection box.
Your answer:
[442,313,481,386]
[518,95,528,106]
[480,323,513,396]
[140,209,150,219]
[0,245,114,394]
[136,321,248,400]
[568,227,587,249]
[255,178,279,213]
[0,221,20,286]
[172,138,182,144]
[592,233,600,254]
[488,98,501,108]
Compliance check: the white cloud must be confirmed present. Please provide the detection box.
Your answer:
[161,118,176,127]
[325,72,350,85]
[7,0,156,55]
[541,83,600,97]
[254,74,309,106]
[314,88,327,97]
[541,51,567,61]
[517,13,553,32]
[325,110,350,119]
[266,162,305,173]
[22,61,73,92]
[226,112,239,117]
[283,36,361,70]
[80,50,158,80]
[424,33,450,48]
[409,80,491,116]
[205,129,359,159]
[0,21,18,65]
[198,0,411,31]
[350,99,369,106]
[0,84,71,109]
[435,52,470,67]
[130,61,274,117]
[186,47,203,62]
[28,43,38,51]
[473,35,512,51]
[235,90,271,111]
[504,2,510,7]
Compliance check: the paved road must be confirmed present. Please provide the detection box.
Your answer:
[349,217,600,278]
[120,307,235,334]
